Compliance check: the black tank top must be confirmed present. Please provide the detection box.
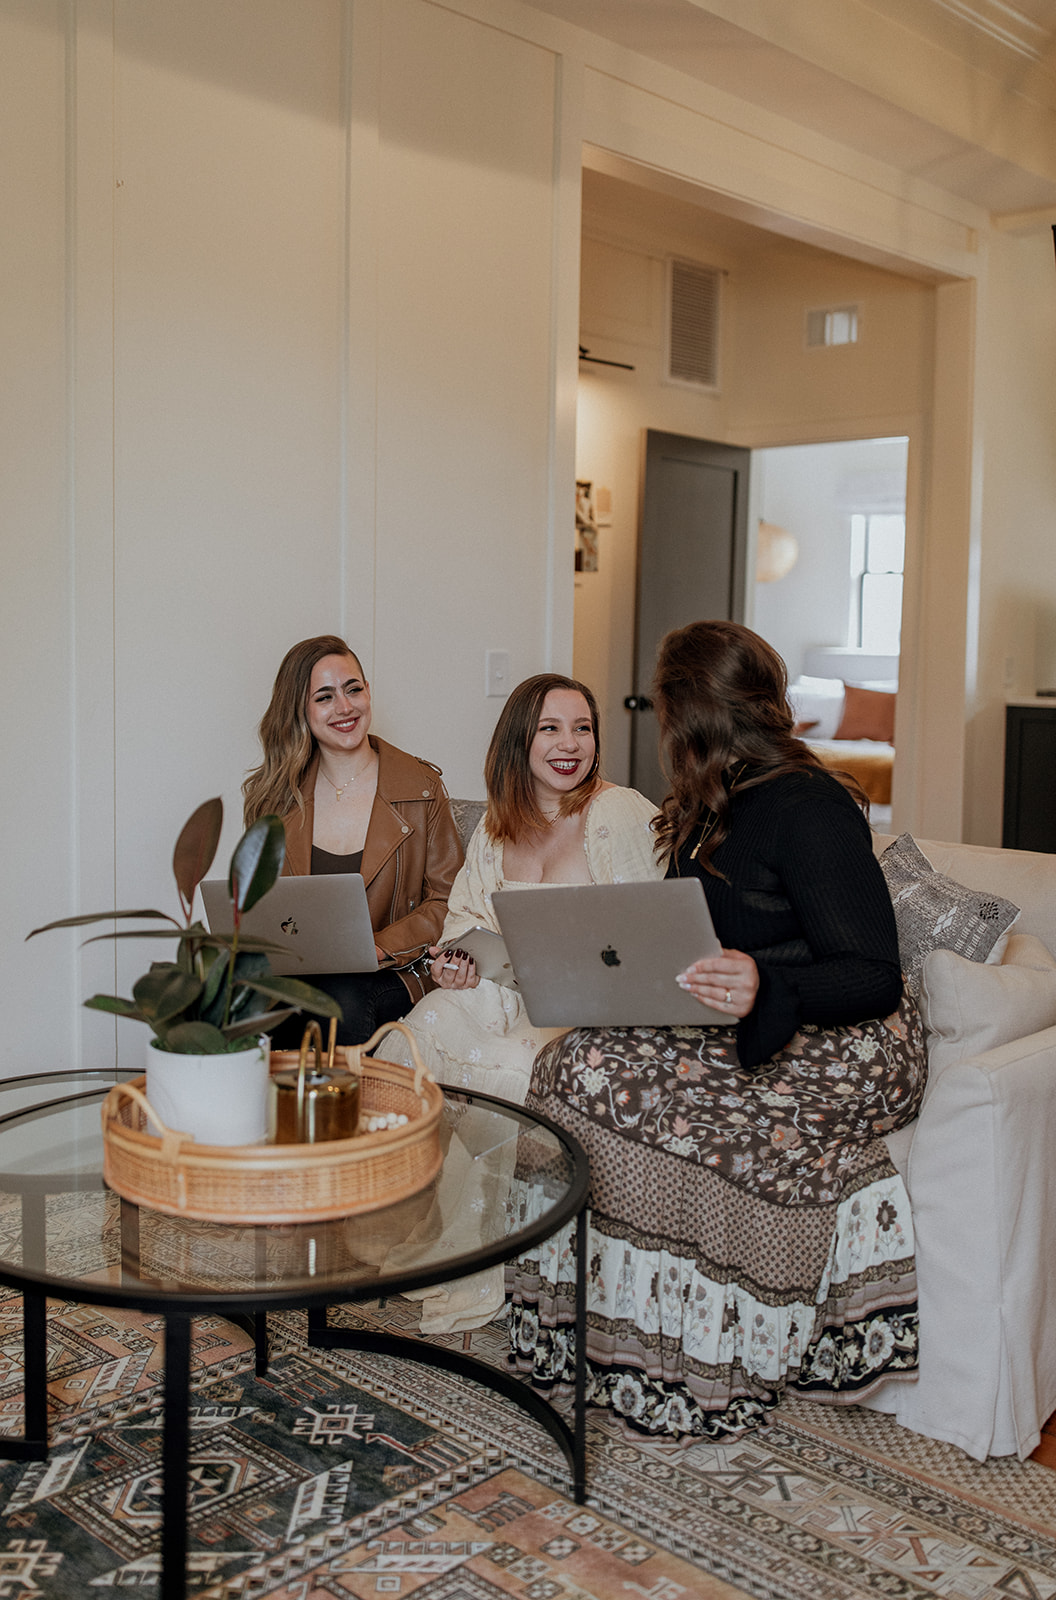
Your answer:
[309,846,365,876]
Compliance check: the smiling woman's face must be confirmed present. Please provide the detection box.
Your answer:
[306,654,372,757]
[527,688,596,803]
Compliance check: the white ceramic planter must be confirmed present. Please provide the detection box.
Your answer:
[145,1035,270,1147]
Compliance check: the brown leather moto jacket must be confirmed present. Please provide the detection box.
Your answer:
[279,738,464,982]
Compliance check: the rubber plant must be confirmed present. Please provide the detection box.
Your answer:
[28,797,341,1052]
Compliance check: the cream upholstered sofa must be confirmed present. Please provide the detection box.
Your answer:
[864,835,1056,1461]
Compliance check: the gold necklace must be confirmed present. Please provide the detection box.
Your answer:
[689,809,719,860]
[687,761,748,860]
[320,762,370,800]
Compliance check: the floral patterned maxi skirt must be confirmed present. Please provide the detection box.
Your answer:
[507,994,927,1438]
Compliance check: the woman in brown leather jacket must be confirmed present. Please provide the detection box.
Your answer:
[243,635,464,1044]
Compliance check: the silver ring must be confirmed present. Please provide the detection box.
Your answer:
[724,988,732,1005]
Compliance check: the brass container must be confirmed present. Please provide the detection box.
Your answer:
[268,1021,361,1145]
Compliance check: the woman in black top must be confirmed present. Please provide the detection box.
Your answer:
[509,621,926,1440]
[657,621,903,1068]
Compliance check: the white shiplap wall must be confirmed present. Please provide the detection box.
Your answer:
[4,0,1052,1070]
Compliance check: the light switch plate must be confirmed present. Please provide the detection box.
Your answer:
[485,650,511,697]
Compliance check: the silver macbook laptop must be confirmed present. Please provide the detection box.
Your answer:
[491,879,727,1027]
[200,875,378,976]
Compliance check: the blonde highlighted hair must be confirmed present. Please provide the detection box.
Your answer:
[243,635,365,825]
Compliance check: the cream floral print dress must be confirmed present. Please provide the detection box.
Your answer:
[383,785,664,1104]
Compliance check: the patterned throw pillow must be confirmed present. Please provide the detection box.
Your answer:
[450,798,486,851]
[878,833,1020,999]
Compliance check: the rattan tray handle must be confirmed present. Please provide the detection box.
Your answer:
[101,1080,195,1165]
[344,1020,433,1105]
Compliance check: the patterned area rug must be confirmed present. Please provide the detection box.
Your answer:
[2,1286,1056,1597]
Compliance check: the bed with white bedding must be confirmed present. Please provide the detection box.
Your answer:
[788,650,897,827]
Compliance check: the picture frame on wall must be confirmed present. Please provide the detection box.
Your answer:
[575,479,599,572]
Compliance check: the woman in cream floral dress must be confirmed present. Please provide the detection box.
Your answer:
[379,673,662,1334]
[384,672,663,1104]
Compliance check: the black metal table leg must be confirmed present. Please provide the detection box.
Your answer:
[573,1205,587,1502]
[22,1290,48,1456]
[224,1311,270,1377]
[0,1199,50,1462]
[161,1310,191,1600]
[305,1205,592,1505]
[254,1313,268,1377]
[254,1231,269,1375]
[0,1289,50,1462]
[119,1196,140,1282]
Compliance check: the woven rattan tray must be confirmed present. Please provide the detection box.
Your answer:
[100,1023,444,1224]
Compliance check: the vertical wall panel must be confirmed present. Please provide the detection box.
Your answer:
[110,0,348,1034]
[368,0,558,795]
[0,2,76,1061]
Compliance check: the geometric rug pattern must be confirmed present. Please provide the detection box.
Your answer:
[2,1286,1056,1597]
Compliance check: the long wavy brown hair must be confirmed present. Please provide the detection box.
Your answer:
[243,635,365,825]
[484,674,602,844]
[653,619,866,870]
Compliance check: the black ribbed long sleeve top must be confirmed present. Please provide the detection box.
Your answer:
[667,767,903,1070]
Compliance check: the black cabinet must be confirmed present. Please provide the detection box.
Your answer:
[1003,702,1056,852]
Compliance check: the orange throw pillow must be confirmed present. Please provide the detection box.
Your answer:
[834,684,895,742]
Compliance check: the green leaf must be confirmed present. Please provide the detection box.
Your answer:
[232,949,271,981]
[76,927,290,957]
[79,930,183,949]
[156,1021,232,1054]
[198,932,291,956]
[199,947,229,1013]
[132,968,202,1025]
[229,987,272,1026]
[237,974,343,1020]
[228,815,286,914]
[81,921,211,941]
[84,994,142,1019]
[201,951,267,1027]
[223,1008,296,1040]
[172,798,223,910]
[26,909,176,940]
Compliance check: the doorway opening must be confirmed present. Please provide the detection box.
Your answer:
[752,437,908,832]
[571,160,926,827]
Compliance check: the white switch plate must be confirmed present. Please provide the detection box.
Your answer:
[485,649,511,697]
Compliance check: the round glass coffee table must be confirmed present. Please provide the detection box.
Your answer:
[0,1069,589,1600]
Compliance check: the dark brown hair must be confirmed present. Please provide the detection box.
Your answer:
[243,635,365,825]
[484,674,602,844]
[652,619,866,869]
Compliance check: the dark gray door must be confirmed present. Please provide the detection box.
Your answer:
[630,431,750,803]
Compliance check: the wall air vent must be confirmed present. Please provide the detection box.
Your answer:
[806,305,859,347]
[666,259,721,390]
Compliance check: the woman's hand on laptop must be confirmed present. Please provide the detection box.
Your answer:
[429,945,480,990]
[676,948,759,1018]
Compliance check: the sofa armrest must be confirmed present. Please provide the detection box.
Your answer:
[902,1022,1056,1457]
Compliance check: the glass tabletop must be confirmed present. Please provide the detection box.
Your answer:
[0,1070,587,1312]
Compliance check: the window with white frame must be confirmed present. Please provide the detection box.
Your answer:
[848,512,904,655]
